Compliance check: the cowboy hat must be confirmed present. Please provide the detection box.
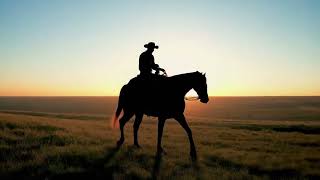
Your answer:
[144,42,159,49]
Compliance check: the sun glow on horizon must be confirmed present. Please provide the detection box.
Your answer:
[1,1,319,96]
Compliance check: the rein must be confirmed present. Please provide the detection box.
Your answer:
[159,71,202,102]
[185,96,200,101]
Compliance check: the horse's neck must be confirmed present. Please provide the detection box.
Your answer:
[169,73,194,96]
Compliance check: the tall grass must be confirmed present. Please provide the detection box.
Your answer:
[0,111,319,179]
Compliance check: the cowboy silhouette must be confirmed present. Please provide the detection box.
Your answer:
[139,42,166,77]
[113,42,209,161]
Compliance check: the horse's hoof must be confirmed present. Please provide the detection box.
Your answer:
[157,147,166,155]
[190,151,197,161]
[134,143,141,148]
[116,140,123,147]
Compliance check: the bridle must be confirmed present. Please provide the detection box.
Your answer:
[185,76,206,101]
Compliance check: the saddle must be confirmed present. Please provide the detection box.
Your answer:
[127,73,167,96]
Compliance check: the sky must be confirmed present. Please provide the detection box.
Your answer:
[0,0,319,96]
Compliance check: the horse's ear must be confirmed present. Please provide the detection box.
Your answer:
[204,73,206,76]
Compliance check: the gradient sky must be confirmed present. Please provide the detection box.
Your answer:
[0,0,319,96]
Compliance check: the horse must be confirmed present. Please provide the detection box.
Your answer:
[112,71,209,160]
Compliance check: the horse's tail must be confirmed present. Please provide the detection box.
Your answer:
[112,85,127,128]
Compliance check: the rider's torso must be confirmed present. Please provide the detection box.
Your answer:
[139,52,155,73]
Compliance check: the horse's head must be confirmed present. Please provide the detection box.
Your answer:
[193,71,209,103]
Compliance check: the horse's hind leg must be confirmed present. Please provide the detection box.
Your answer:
[133,113,143,147]
[117,111,134,147]
[175,114,197,161]
[156,117,166,155]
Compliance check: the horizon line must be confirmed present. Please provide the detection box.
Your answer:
[0,95,319,98]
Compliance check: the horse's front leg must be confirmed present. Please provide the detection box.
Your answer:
[133,113,143,148]
[156,117,166,155]
[175,114,197,161]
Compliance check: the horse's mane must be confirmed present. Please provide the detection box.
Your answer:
[168,71,202,81]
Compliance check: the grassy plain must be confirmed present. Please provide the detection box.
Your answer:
[0,97,320,179]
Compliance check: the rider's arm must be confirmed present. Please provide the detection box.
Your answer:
[150,55,165,72]
[152,64,165,73]
[151,63,159,68]
[150,55,160,70]
[158,67,165,71]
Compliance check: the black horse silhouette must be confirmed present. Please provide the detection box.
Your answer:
[113,71,209,160]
